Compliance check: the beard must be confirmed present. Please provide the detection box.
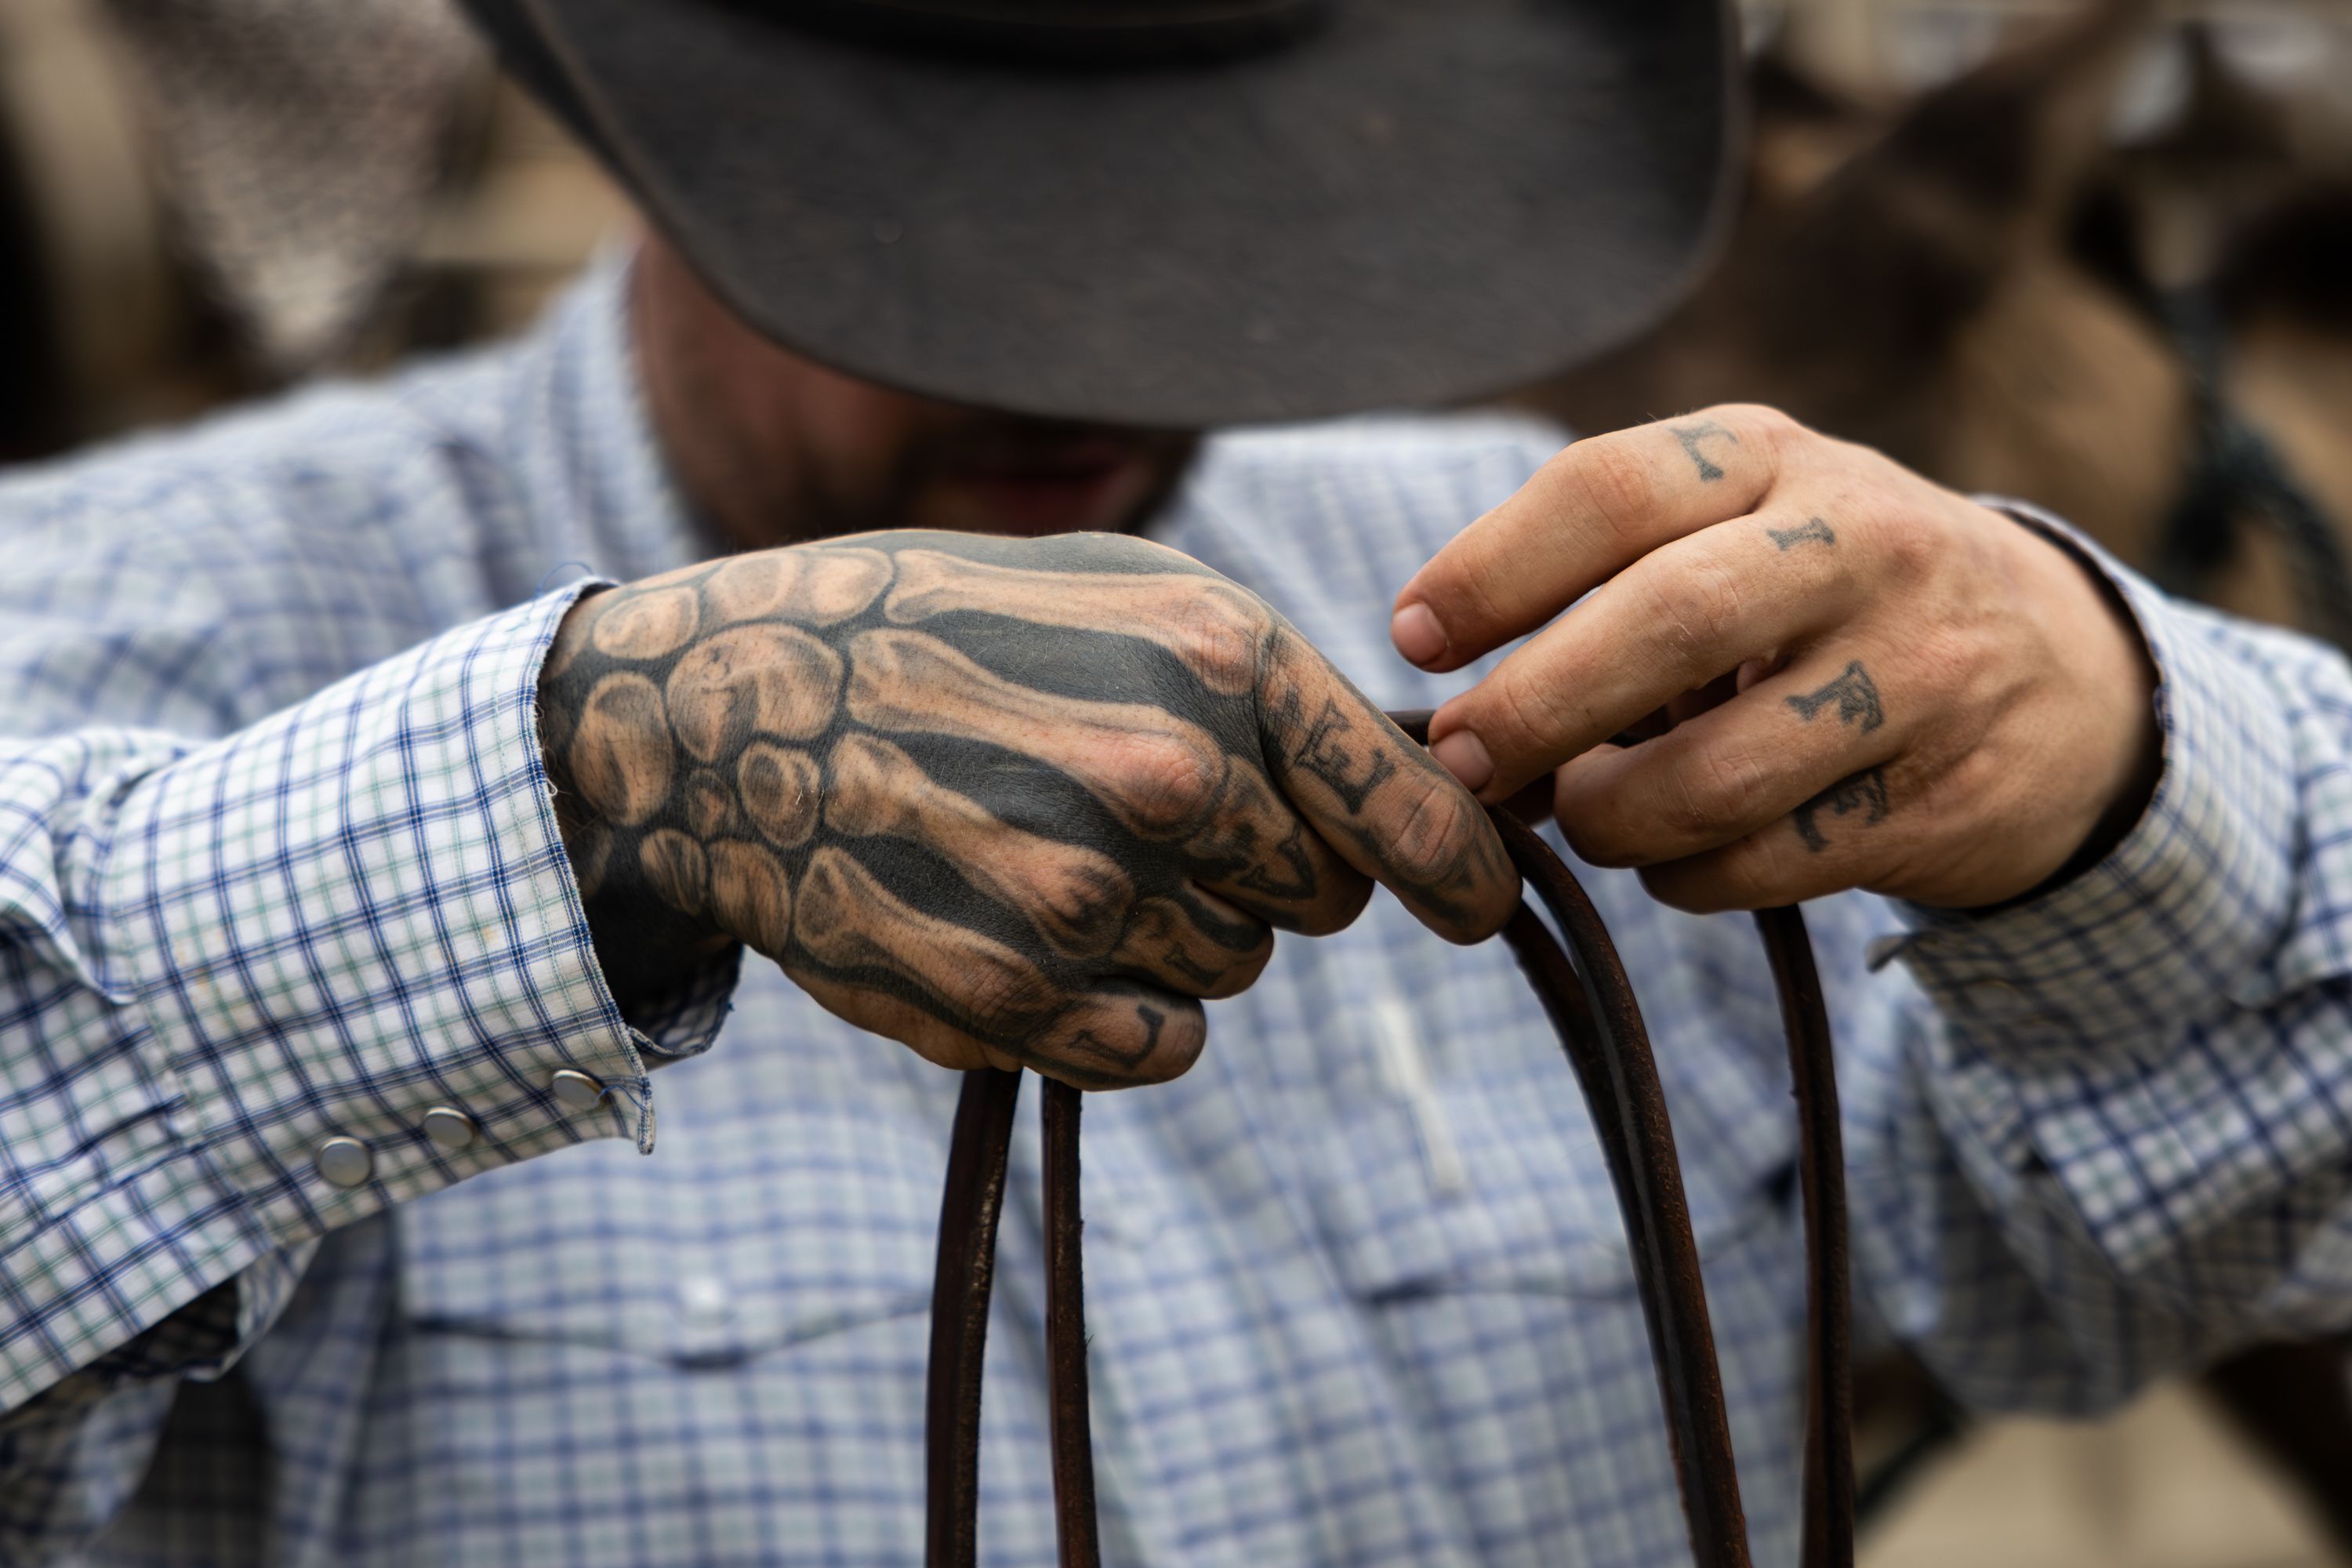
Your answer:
[753,416,1203,546]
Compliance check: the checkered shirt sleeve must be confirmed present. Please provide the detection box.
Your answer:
[1851,501,2352,1409]
[0,583,731,1425]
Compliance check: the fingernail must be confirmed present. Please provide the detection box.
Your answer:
[1430,730,1494,793]
[1390,601,1449,667]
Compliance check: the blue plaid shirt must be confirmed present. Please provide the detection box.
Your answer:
[5,259,2350,1568]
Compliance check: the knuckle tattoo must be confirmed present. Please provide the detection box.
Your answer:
[1791,767,1891,854]
[1037,993,1204,1086]
[1784,661,1885,733]
[1765,516,1835,553]
[542,533,1511,1048]
[1667,417,1738,485]
[1281,693,1398,815]
[1110,895,1269,998]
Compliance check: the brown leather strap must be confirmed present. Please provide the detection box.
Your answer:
[1042,1076,1103,1567]
[925,1066,1022,1568]
[926,714,1857,1568]
[1487,811,1751,1568]
[1756,905,1856,1568]
[925,1070,1104,1568]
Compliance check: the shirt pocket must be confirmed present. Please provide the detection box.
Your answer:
[394,1076,950,1368]
[1291,1052,1803,1565]
[1302,1057,1784,1302]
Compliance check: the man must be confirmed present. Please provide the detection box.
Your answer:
[1,2,2344,1565]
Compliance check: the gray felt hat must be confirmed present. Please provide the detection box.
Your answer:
[460,0,1739,427]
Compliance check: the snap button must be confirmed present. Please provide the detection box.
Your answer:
[422,1106,477,1152]
[547,1069,606,1110]
[680,1276,731,1321]
[315,1137,374,1189]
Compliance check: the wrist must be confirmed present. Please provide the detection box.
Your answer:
[539,590,736,1015]
[1998,508,2164,906]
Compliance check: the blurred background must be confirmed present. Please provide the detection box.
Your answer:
[0,0,2342,1563]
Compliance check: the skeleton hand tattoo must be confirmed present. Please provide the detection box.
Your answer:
[538,532,1515,1087]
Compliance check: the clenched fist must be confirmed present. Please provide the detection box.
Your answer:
[1392,405,2163,913]
[539,531,1515,1087]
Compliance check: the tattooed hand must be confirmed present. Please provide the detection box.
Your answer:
[1388,405,2162,912]
[539,532,1515,1087]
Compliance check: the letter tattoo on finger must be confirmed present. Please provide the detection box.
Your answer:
[1791,767,1889,851]
[1785,660,1884,732]
[1288,694,1398,813]
[1766,517,1835,551]
[1671,419,1738,482]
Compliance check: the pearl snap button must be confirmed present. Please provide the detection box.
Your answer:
[315,1137,374,1189]
[547,1069,605,1110]
[422,1106,477,1152]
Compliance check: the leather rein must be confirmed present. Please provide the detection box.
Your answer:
[923,710,1857,1568]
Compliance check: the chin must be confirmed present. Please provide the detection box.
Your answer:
[924,452,1185,538]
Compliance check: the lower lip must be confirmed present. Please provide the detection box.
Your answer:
[950,460,1147,535]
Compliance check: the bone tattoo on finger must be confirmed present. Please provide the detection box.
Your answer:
[535,535,1491,1083]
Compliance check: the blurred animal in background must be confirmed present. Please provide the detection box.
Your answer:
[1526,0,2352,653]
[0,0,623,462]
[1523,0,2352,1549]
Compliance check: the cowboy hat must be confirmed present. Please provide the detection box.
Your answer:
[461,0,1737,426]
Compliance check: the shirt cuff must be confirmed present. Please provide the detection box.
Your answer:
[1880,501,2299,1047]
[1869,503,2325,1269]
[97,584,739,1257]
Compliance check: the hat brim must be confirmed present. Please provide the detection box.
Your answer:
[491,0,1737,427]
